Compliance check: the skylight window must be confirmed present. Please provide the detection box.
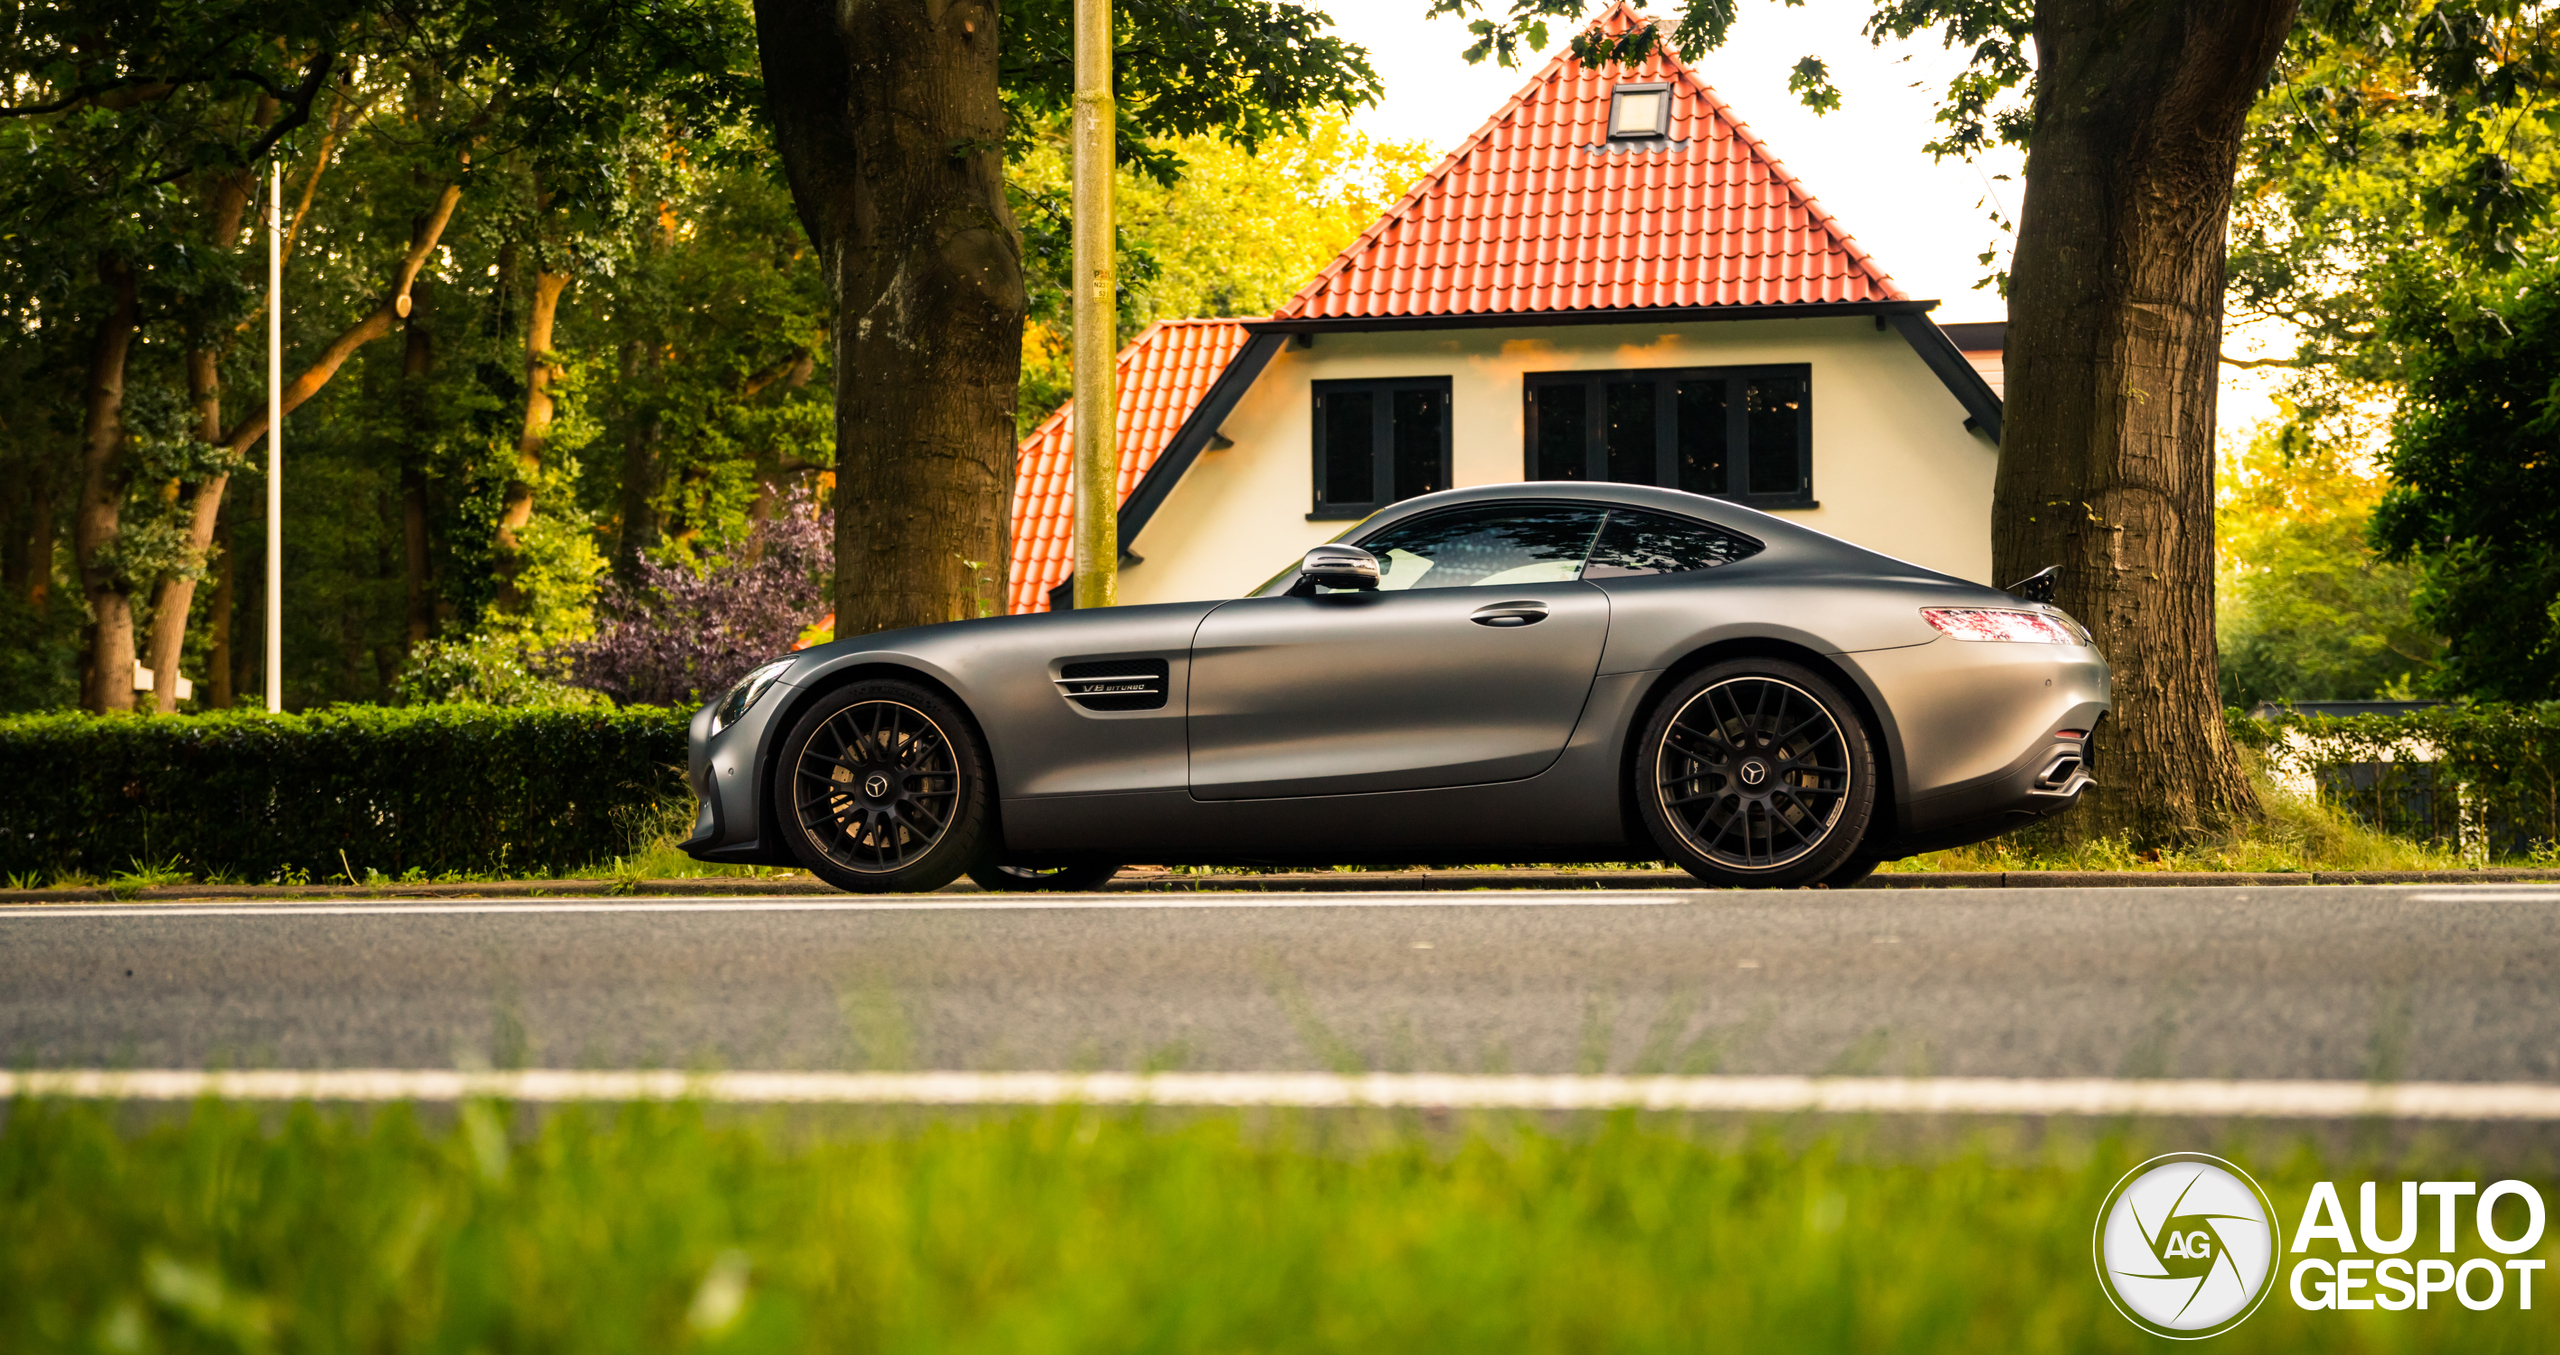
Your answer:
[1608,83,1671,140]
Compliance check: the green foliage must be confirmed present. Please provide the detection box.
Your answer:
[2232,6,2560,381]
[1888,738,2469,874]
[1000,0,1384,184]
[2368,253,2560,699]
[2217,394,2442,706]
[2235,702,2560,856]
[0,705,687,880]
[396,635,600,708]
[2,1102,2552,1353]
[1008,115,1436,432]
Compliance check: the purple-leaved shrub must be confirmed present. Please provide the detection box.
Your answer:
[550,499,831,707]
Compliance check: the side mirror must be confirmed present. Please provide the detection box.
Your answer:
[1290,544,1381,596]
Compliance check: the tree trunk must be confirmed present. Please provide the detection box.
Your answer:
[754,0,1023,636]
[494,267,569,611]
[73,254,140,714]
[1992,0,2297,844]
[133,183,461,707]
[614,338,661,576]
[141,169,260,712]
[498,270,568,549]
[23,477,49,605]
[210,515,234,708]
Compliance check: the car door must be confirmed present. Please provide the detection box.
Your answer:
[1187,504,1612,800]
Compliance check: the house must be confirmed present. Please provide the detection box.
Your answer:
[1008,2,2005,615]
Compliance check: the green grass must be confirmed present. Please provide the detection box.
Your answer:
[3,1100,2552,1352]
[1885,759,2479,875]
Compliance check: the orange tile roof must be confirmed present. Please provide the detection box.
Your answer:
[1273,1,1904,322]
[1007,318,1250,614]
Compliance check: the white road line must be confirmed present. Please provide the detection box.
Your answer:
[2413,892,2560,904]
[9,1069,2560,1119]
[0,892,1691,920]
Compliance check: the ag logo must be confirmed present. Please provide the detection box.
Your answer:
[2095,1153,2279,1339]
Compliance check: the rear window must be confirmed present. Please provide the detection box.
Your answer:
[1581,509,1762,580]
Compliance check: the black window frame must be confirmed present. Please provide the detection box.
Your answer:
[1309,376,1454,520]
[1521,364,1815,510]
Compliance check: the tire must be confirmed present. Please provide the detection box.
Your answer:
[1635,659,1877,889]
[967,861,1124,892]
[771,679,993,894]
[1813,854,1882,890]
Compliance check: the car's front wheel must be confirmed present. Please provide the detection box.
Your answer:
[1636,659,1877,889]
[773,679,992,894]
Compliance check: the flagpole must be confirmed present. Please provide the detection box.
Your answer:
[266,159,283,713]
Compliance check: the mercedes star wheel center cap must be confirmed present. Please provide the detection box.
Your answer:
[863,772,891,800]
[1738,759,1769,787]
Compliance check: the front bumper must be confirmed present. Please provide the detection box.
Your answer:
[677,681,802,865]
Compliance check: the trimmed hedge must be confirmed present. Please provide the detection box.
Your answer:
[0,705,690,881]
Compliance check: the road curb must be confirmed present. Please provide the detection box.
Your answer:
[3,867,2557,904]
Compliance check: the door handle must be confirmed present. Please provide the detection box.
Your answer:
[1470,604,1547,628]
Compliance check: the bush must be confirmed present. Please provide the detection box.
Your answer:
[397,635,604,708]
[0,705,690,881]
[547,495,830,707]
[2233,702,2560,857]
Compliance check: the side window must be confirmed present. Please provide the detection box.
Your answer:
[1355,505,1608,591]
[1312,377,1452,519]
[1582,509,1764,580]
[1523,365,1811,507]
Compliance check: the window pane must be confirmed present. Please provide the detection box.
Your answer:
[1391,388,1446,501]
[1611,89,1665,137]
[1533,383,1586,480]
[1674,379,1727,496]
[1582,509,1764,580]
[1358,505,1608,591]
[1320,390,1375,505]
[1604,380,1656,485]
[1745,376,1805,496]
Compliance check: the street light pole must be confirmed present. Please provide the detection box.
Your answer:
[265,159,283,713]
[1070,0,1116,609]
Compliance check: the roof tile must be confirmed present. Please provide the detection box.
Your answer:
[1005,319,1249,614]
[1274,3,1900,323]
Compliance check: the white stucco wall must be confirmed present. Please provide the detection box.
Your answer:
[1119,316,1999,604]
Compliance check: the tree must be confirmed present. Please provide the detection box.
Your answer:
[2369,252,2560,699]
[1444,0,2556,843]
[749,0,1380,640]
[2216,391,2441,706]
[1008,113,1436,430]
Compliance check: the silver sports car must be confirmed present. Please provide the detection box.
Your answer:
[681,482,2109,892]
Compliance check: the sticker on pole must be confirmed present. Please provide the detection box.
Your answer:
[2094,1152,2279,1339]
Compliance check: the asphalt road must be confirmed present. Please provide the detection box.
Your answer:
[3,885,2556,1082]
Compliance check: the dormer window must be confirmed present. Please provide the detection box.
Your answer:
[1608,82,1671,140]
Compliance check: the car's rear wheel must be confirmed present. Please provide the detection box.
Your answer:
[1636,659,1877,889]
[966,861,1124,892]
[773,679,991,894]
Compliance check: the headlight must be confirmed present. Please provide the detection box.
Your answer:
[1921,607,2090,645]
[710,660,794,733]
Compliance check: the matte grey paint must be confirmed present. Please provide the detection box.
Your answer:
[685,482,2109,871]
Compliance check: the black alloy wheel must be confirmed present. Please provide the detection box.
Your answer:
[773,679,992,893]
[1636,658,1877,889]
[966,861,1124,893]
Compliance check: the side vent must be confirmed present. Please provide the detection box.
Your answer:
[1055,658,1170,712]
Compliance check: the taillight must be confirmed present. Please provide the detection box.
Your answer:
[1921,607,2088,644]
